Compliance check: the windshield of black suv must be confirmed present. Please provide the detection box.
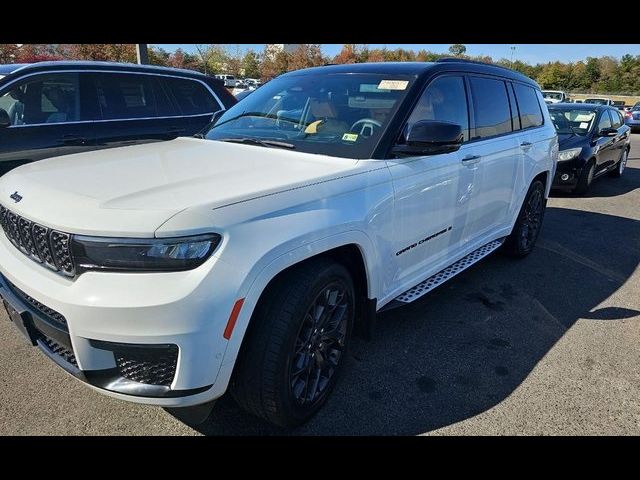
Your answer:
[549,108,597,135]
[204,72,416,159]
[543,92,563,100]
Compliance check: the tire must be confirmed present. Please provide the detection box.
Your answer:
[502,179,547,258]
[609,149,628,178]
[573,159,595,195]
[230,258,355,427]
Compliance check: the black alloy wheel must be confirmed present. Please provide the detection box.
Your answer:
[502,179,547,258]
[289,281,350,407]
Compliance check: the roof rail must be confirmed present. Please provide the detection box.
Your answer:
[436,57,515,72]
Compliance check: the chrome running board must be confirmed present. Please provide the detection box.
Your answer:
[386,239,504,309]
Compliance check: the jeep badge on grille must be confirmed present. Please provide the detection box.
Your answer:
[10,191,22,203]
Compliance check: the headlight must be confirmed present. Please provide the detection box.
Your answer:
[70,233,221,273]
[558,147,582,161]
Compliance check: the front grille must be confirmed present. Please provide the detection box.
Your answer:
[0,206,75,277]
[114,345,178,387]
[36,331,77,367]
[6,279,67,327]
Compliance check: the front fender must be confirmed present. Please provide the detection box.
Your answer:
[208,229,379,399]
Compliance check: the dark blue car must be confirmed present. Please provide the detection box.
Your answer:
[0,61,236,175]
[549,103,631,194]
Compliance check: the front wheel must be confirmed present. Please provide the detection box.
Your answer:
[573,159,595,195]
[230,258,355,427]
[502,179,547,258]
[609,149,628,178]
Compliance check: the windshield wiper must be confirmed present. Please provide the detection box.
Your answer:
[216,137,296,149]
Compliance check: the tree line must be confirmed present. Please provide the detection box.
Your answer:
[1,44,639,95]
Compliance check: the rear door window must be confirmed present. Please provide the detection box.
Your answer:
[93,73,175,120]
[161,77,217,115]
[468,76,512,139]
[513,83,544,129]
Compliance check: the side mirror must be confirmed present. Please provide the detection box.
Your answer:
[598,127,617,137]
[0,108,10,128]
[392,120,463,156]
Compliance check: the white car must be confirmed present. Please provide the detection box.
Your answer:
[584,97,614,106]
[244,78,261,88]
[214,74,238,88]
[542,90,567,104]
[0,60,557,427]
[231,81,253,96]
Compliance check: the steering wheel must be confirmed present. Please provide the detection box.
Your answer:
[350,118,382,137]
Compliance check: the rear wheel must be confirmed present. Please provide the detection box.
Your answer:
[573,159,595,195]
[230,258,355,427]
[609,149,628,178]
[502,179,546,258]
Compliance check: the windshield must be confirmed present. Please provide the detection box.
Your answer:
[204,72,415,159]
[584,98,608,105]
[549,108,597,135]
[543,92,563,100]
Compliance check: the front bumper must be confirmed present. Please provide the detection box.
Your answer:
[0,232,244,407]
[552,157,587,189]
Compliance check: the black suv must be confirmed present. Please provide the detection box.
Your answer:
[0,61,236,175]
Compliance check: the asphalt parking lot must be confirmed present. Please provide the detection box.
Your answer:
[1,135,639,436]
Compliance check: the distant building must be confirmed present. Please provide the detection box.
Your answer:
[265,44,301,59]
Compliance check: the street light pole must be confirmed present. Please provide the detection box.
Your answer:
[136,44,149,65]
[510,45,517,66]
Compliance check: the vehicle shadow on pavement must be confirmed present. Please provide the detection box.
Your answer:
[185,175,640,436]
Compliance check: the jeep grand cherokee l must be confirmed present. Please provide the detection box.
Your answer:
[0,60,557,427]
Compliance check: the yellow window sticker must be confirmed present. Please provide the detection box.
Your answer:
[342,133,358,142]
[378,80,409,90]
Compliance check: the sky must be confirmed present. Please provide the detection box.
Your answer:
[153,44,640,64]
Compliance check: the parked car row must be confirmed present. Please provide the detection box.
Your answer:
[214,74,262,90]
[0,58,632,429]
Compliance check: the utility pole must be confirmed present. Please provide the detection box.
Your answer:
[510,45,517,66]
[136,44,149,65]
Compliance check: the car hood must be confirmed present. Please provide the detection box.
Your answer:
[0,138,359,237]
[557,133,588,150]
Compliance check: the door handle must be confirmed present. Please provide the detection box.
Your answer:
[520,141,533,149]
[461,155,481,165]
[61,134,86,146]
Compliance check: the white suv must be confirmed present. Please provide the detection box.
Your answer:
[0,60,557,427]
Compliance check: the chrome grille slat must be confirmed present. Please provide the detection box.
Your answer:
[0,206,75,277]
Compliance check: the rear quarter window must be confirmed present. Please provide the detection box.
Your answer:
[93,73,174,120]
[513,83,544,129]
[162,77,216,115]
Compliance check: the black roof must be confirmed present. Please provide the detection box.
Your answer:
[0,61,213,81]
[0,64,29,75]
[285,59,538,87]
